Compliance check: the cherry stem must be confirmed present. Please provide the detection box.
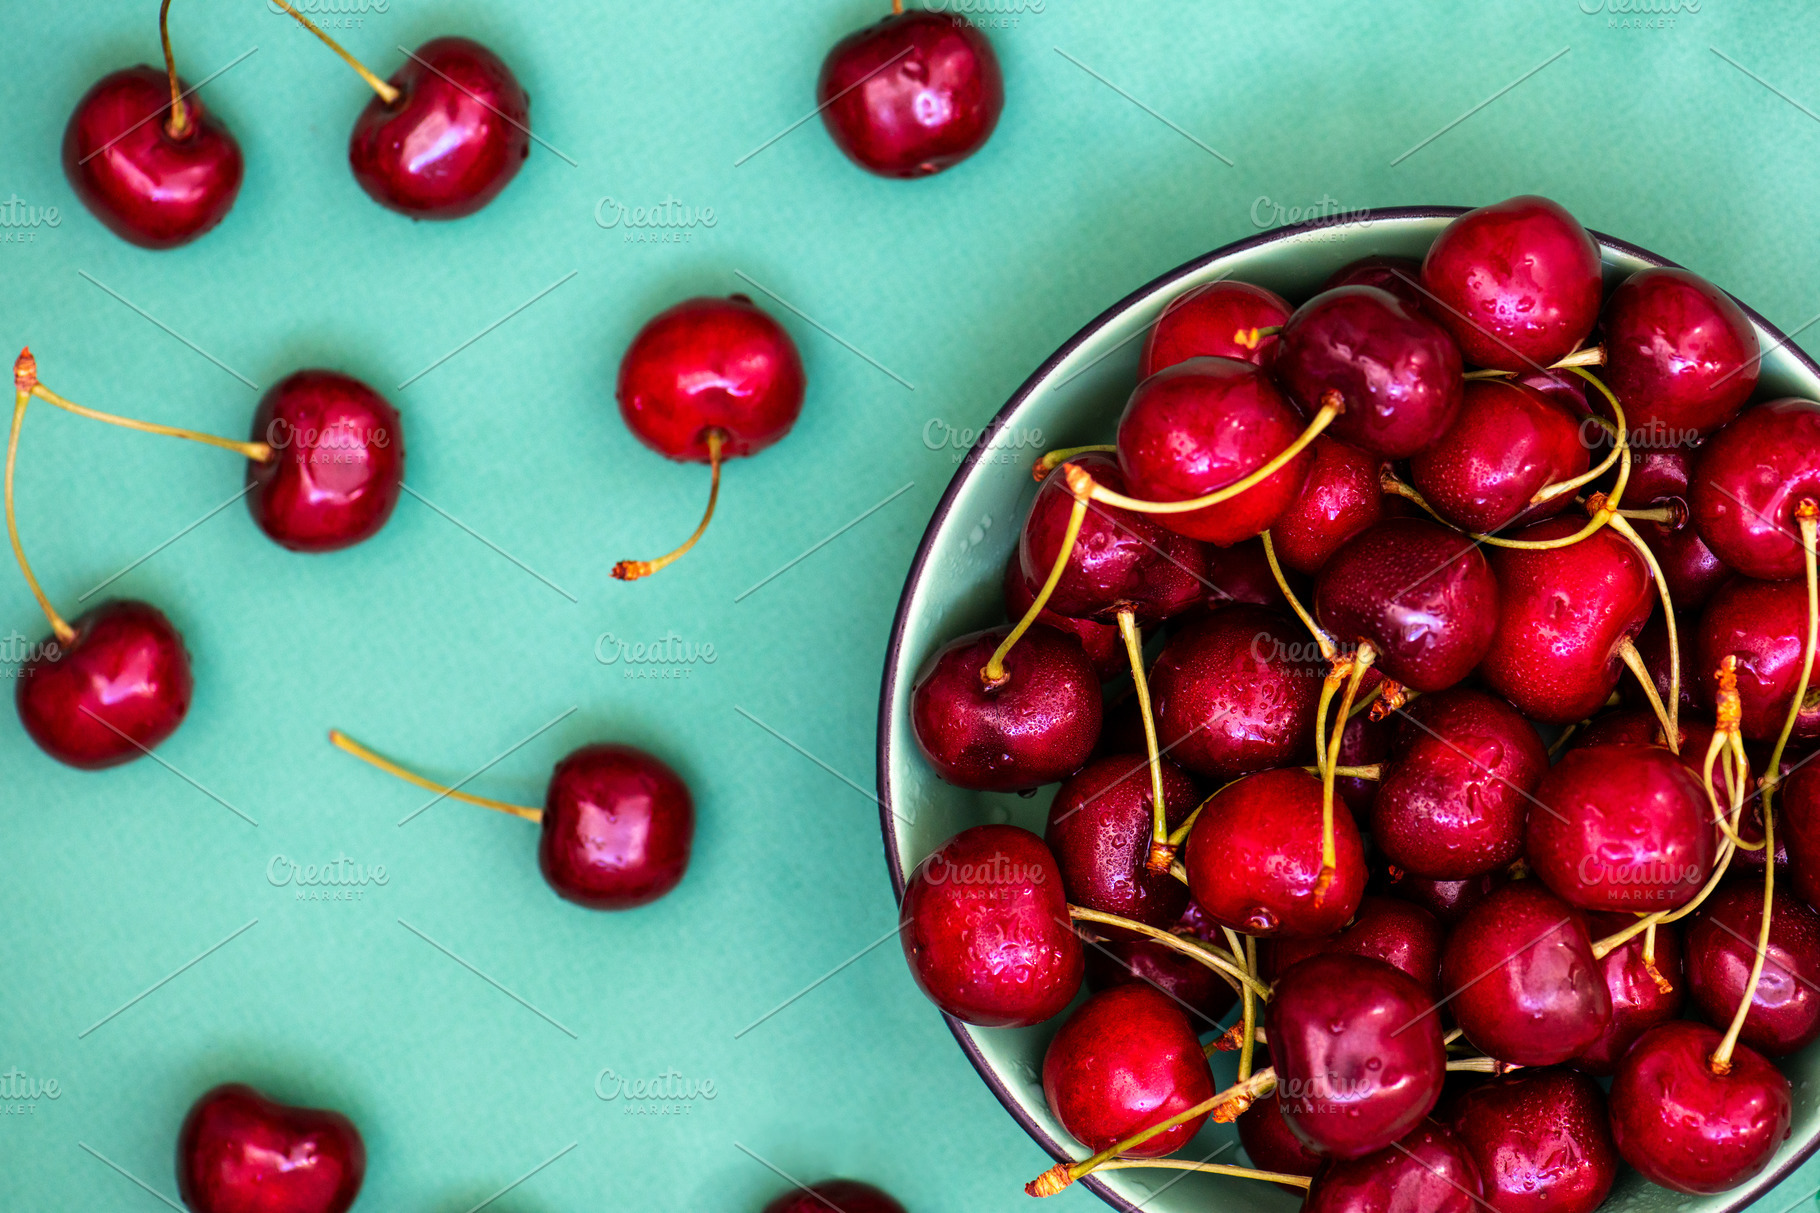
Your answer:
[614,429,724,581]
[1759,506,1819,817]
[1713,785,1775,1074]
[1547,722,1580,757]
[1074,395,1341,517]
[1523,368,1628,510]
[1316,645,1373,904]
[328,729,543,824]
[1615,637,1678,757]
[1616,505,1677,523]
[1025,1067,1278,1196]
[1067,905,1269,999]
[1642,921,1673,994]
[28,381,272,462]
[1222,926,1257,1080]
[270,0,402,105]
[5,353,74,646]
[1030,444,1116,482]
[892,0,904,12]
[1447,1057,1523,1074]
[1463,345,1607,381]
[1305,763,1382,779]
[1233,324,1283,352]
[1609,513,1680,749]
[981,467,1088,687]
[1262,529,1336,660]
[1699,703,1760,853]
[159,0,190,138]
[1116,608,1175,874]
[1090,1159,1310,1191]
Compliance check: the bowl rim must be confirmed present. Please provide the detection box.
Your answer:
[875,203,1820,1213]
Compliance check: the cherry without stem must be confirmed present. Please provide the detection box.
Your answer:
[1042,984,1216,1158]
[1001,554,1121,678]
[1302,1121,1484,1213]
[1573,910,1686,1076]
[1686,883,1820,1057]
[762,1181,906,1213]
[1602,266,1760,440]
[1696,575,1820,743]
[1408,377,1587,533]
[1267,435,1384,576]
[1259,893,1444,999]
[1445,1068,1618,1213]
[177,1083,364,1213]
[1081,903,1237,1031]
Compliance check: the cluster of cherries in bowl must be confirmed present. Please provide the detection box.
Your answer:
[903,194,1820,1208]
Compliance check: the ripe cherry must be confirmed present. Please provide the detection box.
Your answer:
[63,4,242,249]
[818,7,1002,178]
[1602,266,1760,440]
[1333,706,1394,822]
[16,600,193,769]
[1268,436,1384,575]
[1573,911,1685,1076]
[1275,286,1464,458]
[1420,195,1603,371]
[762,1181,905,1213]
[1446,1069,1618,1213]
[1696,575,1820,743]
[177,1084,364,1213]
[329,732,693,910]
[1319,254,1429,314]
[1780,761,1820,909]
[1018,453,1204,622]
[1200,536,1295,610]
[1440,881,1611,1066]
[1313,518,1500,693]
[1140,280,1290,375]
[1526,743,1714,911]
[1147,605,1322,782]
[1381,866,1508,927]
[1372,688,1547,880]
[1045,753,1197,931]
[1260,893,1444,999]
[910,625,1100,791]
[1184,767,1365,937]
[1264,953,1446,1158]
[1115,356,1312,545]
[347,37,530,219]
[1042,985,1215,1157]
[1408,378,1587,533]
[1687,884,1820,1057]
[1692,398,1820,581]
[1477,514,1655,725]
[1235,1089,1324,1190]
[1623,447,1730,611]
[1001,555,1121,678]
[614,295,806,579]
[898,824,1082,1027]
[247,370,404,552]
[1302,1122,1484,1213]
[1608,1020,1792,1195]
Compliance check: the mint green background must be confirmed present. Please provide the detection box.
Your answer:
[2,2,1819,1211]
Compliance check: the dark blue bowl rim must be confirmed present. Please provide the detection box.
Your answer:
[875,203,1820,1213]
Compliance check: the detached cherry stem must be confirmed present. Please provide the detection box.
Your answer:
[329,730,543,824]
[615,429,725,581]
[6,352,74,646]
[981,464,1090,687]
[159,0,191,138]
[271,0,402,105]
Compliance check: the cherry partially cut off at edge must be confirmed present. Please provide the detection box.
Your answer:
[178,1083,365,1213]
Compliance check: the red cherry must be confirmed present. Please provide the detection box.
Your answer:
[1319,255,1430,314]
[1001,554,1121,679]
[1234,1090,1325,1190]
[1372,688,1546,880]
[1781,762,1820,909]
[348,37,529,219]
[1623,447,1730,610]
[1420,195,1603,371]
[1115,357,1312,545]
[1148,605,1322,782]
[1260,894,1444,999]
[1302,1121,1484,1212]
[1046,754,1196,932]
[538,744,694,910]
[1692,398,1820,580]
[762,1181,905,1213]
[1081,906,1237,1031]
[1265,954,1446,1158]
[1199,536,1296,610]
[1686,884,1820,1057]
[177,1084,364,1213]
[614,295,806,578]
[1140,281,1291,376]
[1602,267,1760,440]
[910,626,1101,791]
[246,370,404,552]
[818,10,1002,178]
[1042,984,1216,1157]
[1608,1020,1792,1194]
[1314,518,1500,693]
[1695,575,1820,743]
[1440,881,1611,1066]
[1333,706,1394,822]
[1268,436,1385,575]
[1573,911,1685,1076]
[1275,286,1464,458]
[1408,379,1588,533]
[16,600,193,769]
[1477,515,1655,725]
[1526,743,1714,911]
[63,65,242,249]
[898,824,1083,1027]
[1382,866,1508,927]
[1183,767,1365,937]
[1018,454,1205,622]
[1446,1069,1618,1213]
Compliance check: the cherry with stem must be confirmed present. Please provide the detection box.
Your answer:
[615,430,723,580]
